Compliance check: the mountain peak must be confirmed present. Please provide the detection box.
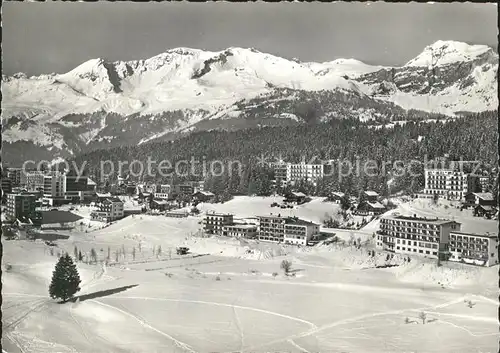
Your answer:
[63,57,108,77]
[405,40,493,67]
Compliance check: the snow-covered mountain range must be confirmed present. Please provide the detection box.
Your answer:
[2,40,498,165]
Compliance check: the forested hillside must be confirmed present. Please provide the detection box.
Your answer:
[71,111,497,198]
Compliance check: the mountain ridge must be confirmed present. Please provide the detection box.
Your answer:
[2,40,498,166]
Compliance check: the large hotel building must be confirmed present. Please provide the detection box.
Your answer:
[258,214,319,246]
[448,231,498,267]
[376,215,461,259]
[273,162,325,187]
[423,167,469,201]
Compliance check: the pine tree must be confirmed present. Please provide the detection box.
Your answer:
[49,253,81,303]
[73,246,78,261]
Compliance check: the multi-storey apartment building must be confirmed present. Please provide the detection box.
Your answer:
[287,163,324,185]
[258,214,319,245]
[91,197,124,222]
[283,219,320,246]
[423,167,469,201]
[272,162,325,187]
[273,162,288,187]
[203,213,234,235]
[65,176,97,201]
[448,231,498,266]
[478,175,491,192]
[258,215,288,242]
[25,171,45,192]
[5,192,41,224]
[6,168,23,187]
[2,177,12,195]
[376,215,461,259]
[43,172,66,201]
[153,184,172,199]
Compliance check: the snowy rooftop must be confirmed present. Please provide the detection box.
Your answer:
[470,192,494,201]
[385,215,459,225]
[450,231,498,239]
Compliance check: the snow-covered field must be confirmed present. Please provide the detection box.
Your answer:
[2,197,498,353]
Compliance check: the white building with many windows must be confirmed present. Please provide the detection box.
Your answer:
[423,167,469,201]
[91,197,125,222]
[448,231,498,266]
[376,215,461,259]
[272,162,325,187]
[258,214,319,245]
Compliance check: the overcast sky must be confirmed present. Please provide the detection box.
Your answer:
[3,2,497,76]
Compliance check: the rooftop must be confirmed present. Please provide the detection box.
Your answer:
[450,231,498,239]
[365,201,385,209]
[195,191,215,196]
[206,212,233,217]
[287,218,318,226]
[364,191,379,196]
[469,192,494,201]
[385,214,459,225]
[223,224,258,229]
[104,197,123,203]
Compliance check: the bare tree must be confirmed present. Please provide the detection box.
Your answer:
[107,246,111,261]
[132,247,136,261]
[419,311,427,325]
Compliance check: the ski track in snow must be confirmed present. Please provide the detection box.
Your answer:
[100,296,317,329]
[89,299,196,353]
[241,295,472,352]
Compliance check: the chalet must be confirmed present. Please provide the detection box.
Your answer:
[464,192,495,208]
[193,191,215,203]
[362,191,379,202]
[474,205,497,219]
[356,201,386,216]
[150,199,169,211]
[285,192,307,204]
[329,192,345,204]
[96,192,112,202]
[13,217,34,229]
